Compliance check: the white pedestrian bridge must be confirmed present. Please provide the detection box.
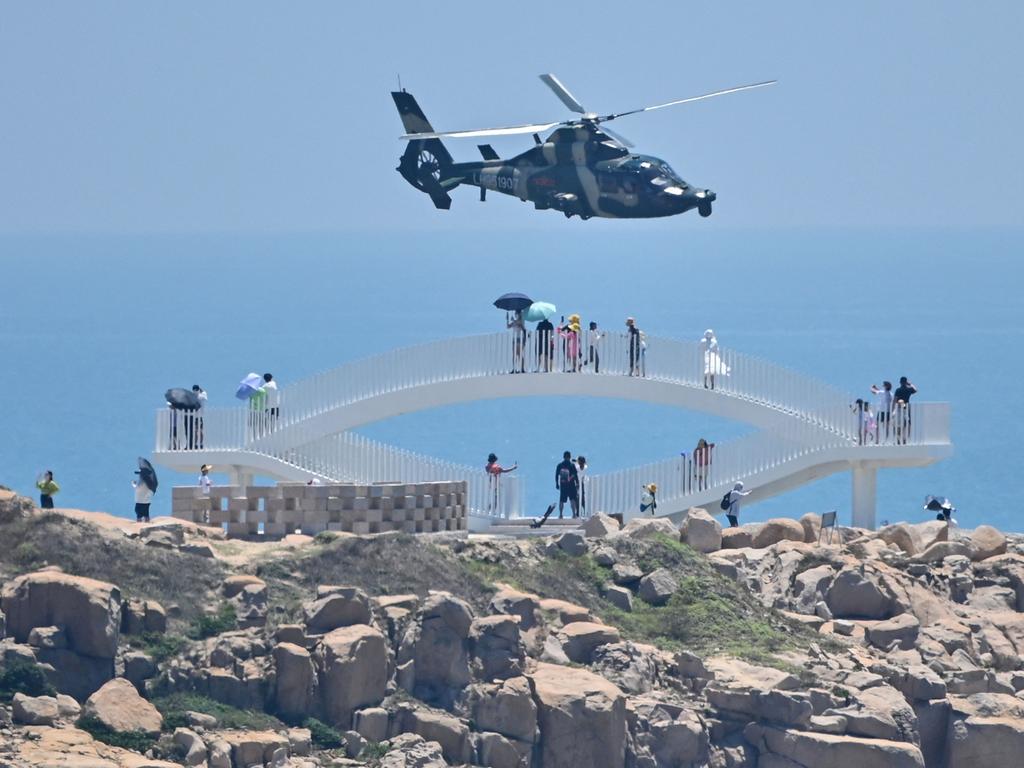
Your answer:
[152,332,952,531]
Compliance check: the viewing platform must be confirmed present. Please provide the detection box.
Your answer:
[153,332,952,531]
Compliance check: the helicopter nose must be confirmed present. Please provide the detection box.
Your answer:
[694,189,716,203]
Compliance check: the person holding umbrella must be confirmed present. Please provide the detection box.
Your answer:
[132,458,158,522]
[494,293,533,374]
[35,470,59,509]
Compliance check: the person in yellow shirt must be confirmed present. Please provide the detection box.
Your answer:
[35,471,59,509]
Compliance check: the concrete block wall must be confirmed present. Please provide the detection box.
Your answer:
[171,481,467,539]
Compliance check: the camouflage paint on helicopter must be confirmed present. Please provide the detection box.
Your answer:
[392,75,774,220]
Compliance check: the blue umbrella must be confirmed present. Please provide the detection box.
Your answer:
[524,301,557,322]
[236,372,263,400]
[494,293,533,312]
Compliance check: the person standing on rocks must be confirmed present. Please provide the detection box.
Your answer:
[722,481,751,527]
[576,455,589,515]
[132,475,154,522]
[555,451,579,518]
[199,464,213,495]
[35,470,59,509]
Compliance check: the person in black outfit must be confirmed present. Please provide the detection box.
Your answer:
[626,317,641,376]
[555,450,579,518]
[536,318,554,372]
[893,376,917,443]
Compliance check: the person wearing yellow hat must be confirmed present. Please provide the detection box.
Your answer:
[558,314,582,372]
[641,483,658,515]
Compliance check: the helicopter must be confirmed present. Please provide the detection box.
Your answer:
[392,74,775,220]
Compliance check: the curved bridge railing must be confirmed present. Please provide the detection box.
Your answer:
[155,331,868,454]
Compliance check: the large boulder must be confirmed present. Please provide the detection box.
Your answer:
[395,706,474,765]
[528,662,626,768]
[469,614,525,681]
[273,642,315,722]
[866,614,920,650]
[878,523,918,555]
[398,592,473,705]
[744,723,925,768]
[1,571,121,658]
[825,567,899,619]
[488,589,539,630]
[617,517,677,541]
[582,514,620,539]
[638,568,678,606]
[303,587,372,634]
[908,520,948,553]
[83,678,163,736]
[315,624,388,729]
[557,621,621,664]
[915,540,972,563]
[380,733,448,768]
[721,527,754,549]
[970,526,1007,562]
[679,508,722,553]
[12,693,60,726]
[944,693,1024,767]
[799,513,822,544]
[220,731,289,768]
[630,698,708,766]
[752,519,806,549]
[470,676,538,745]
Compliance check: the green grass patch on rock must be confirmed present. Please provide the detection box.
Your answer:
[153,693,285,732]
[0,658,56,702]
[188,603,237,639]
[77,715,156,753]
[304,717,345,749]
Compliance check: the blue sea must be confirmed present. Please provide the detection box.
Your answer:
[1,230,1020,531]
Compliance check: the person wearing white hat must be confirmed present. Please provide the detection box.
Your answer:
[722,481,751,527]
[701,329,730,390]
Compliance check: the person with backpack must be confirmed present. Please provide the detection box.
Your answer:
[555,451,579,518]
[640,483,658,515]
[721,481,751,527]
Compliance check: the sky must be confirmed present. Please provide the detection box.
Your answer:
[1,1,1022,234]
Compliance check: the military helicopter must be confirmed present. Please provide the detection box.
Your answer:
[392,74,775,220]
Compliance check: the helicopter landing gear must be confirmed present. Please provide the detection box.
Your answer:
[698,202,713,218]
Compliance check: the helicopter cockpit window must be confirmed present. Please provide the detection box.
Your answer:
[622,177,637,194]
[650,176,670,187]
[599,174,618,193]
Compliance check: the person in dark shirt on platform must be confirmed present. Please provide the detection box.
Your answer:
[536,319,555,372]
[555,451,579,519]
[893,376,918,444]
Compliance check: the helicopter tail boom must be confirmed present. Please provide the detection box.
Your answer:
[393,90,459,210]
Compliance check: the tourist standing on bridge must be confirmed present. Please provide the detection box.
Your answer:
[722,482,751,527]
[36,470,59,509]
[586,321,603,373]
[186,384,207,449]
[485,453,517,513]
[558,315,581,372]
[536,318,555,372]
[893,376,917,444]
[555,451,579,518]
[694,438,714,491]
[870,381,893,440]
[626,318,642,376]
[702,329,729,389]
[507,310,526,373]
[263,373,280,427]
[576,455,589,515]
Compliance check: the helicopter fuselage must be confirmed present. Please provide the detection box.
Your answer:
[441,125,714,219]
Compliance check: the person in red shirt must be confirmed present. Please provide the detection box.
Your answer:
[485,453,517,513]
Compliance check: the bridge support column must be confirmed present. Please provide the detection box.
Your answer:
[851,464,877,530]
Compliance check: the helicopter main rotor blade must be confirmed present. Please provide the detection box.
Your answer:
[400,121,562,141]
[598,125,635,149]
[598,80,777,122]
[539,73,587,114]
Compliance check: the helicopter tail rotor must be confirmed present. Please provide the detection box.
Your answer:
[393,90,460,209]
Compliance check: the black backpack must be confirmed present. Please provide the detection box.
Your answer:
[719,492,731,510]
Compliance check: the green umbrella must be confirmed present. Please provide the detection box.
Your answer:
[524,301,557,322]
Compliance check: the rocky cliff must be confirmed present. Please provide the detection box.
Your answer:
[1,488,1022,768]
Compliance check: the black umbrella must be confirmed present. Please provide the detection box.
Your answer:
[137,457,158,492]
[165,387,201,411]
[493,293,533,312]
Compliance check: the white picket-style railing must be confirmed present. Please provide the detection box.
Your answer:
[586,401,951,519]
[155,331,879,453]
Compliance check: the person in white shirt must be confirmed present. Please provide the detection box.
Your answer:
[262,373,280,427]
[702,329,730,389]
[870,381,893,440]
[586,322,603,373]
[187,384,208,449]
[576,456,589,515]
[132,477,154,522]
[199,464,213,495]
[724,481,751,527]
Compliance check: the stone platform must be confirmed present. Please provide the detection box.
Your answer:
[171,481,467,538]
